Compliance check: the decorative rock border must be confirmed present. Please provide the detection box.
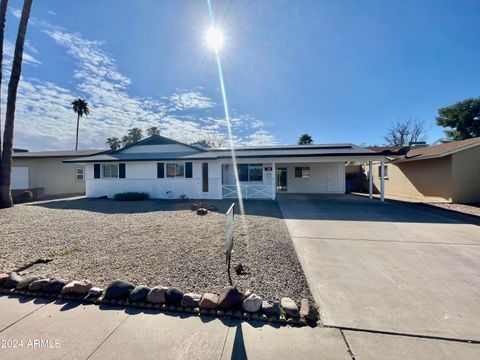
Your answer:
[0,272,319,327]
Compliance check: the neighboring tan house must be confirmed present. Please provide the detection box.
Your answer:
[65,135,389,200]
[12,149,107,199]
[369,137,480,203]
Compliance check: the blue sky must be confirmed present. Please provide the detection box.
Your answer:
[4,0,480,150]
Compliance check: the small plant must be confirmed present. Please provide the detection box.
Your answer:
[13,190,33,204]
[178,194,189,201]
[113,192,149,201]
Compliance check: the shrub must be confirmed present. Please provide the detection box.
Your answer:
[113,192,149,201]
[13,191,34,204]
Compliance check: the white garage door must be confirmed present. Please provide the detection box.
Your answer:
[11,167,29,190]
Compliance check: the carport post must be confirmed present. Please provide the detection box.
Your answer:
[368,161,373,199]
[380,158,385,202]
[272,162,276,200]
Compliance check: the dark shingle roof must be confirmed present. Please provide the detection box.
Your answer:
[13,149,108,158]
[394,137,480,163]
[64,143,384,163]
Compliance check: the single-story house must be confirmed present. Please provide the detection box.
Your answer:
[66,135,389,200]
[12,149,107,199]
[368,137,480,203]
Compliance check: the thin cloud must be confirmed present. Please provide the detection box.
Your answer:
[8,12,277,150]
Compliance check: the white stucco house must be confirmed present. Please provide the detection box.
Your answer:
[66,135,389,200]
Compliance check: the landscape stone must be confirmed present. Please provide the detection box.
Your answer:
[104,280,135,299]
[130,285,151,301]
[88,287,103,297]
[218,286,245,309]
[199,293,218,309]
[196,208,208,216]
[190,203,198,211]
[300,299,310,318]
[281,297,299,318]
[43,278,68,293]
[165,287,184,304]
[61,280,93,295]
[16,275,44,290]
[262,300,281,317]
[3,272,23,289]
[301,299,319,322]
[181,293,201,308]
[242,294,263,313]
[0,272,9,285]
[28,278,49,291]
[146,286,168,303]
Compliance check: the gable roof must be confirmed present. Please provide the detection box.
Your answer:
[117,135,205,153]
[64,140,388,163]
[394,137,480,163]
[13,149,107,158]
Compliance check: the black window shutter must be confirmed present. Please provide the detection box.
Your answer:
[157,163,164,178]
[295,167,302,178]
[94,164,100,178]
[185,162,193,178]
[119,163,126,178]
[202,163,209,192]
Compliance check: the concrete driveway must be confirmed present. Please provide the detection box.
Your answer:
[278,194,480,342]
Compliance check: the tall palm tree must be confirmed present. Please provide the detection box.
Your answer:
[0,0,8,206]
[0,0,33,209]
[71,98,89,151]
[106,137,122,151]
[128,127,143,143]
[146,126,160,137]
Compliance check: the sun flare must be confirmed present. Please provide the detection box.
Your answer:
[206,27,224,51]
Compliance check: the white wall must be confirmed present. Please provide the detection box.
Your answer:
[11,167,29,189]
[85,161,222,199]
[277,162,345,193]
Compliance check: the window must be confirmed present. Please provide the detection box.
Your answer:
[75,168,84,181]
[248,164,263,181]
[166,163,185,178]
[378,165,388,178]
[237,164,263,182]
[102,164,119,178]
[238,164,249,182]
[295,167,310,178]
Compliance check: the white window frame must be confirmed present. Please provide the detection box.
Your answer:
[295,166,310,178]
[166,163,185,178]
[102,164,119,178]
[237,163,263,182]
[75,167,85,182]
[378,164,388,179]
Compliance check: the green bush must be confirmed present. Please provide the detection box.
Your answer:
[113,192,149,201]
[13,191,34,204]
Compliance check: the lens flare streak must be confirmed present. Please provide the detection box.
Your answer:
[207,0,245,215]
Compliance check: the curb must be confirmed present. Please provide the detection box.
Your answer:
[0,287,317,328]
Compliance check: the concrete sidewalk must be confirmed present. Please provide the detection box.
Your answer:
[1,294,480,359]
[0,295,350,360]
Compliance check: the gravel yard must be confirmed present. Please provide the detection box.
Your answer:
[0,198,312,302]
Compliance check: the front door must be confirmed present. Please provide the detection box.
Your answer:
[276,168,287,191]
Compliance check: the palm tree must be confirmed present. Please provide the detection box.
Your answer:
[106,137,122,151]
[298,133,313,145]
[71,98,89,151]
[0,0,8,206]
[146,126,160,137]
[0,0,33,209]
[127,127,143,143]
